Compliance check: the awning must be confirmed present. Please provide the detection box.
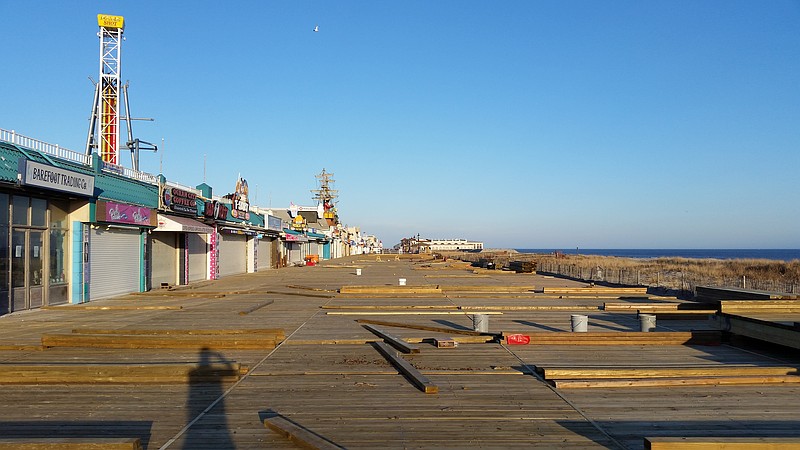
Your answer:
[155,214,214,234]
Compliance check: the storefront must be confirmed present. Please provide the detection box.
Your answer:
[284,230,307,265]
[1,158,95,314]
[88,200,155,300]
[151,184,212,287]
[257,214,283,271]
[217,228,250,277]
[152,214,213,287]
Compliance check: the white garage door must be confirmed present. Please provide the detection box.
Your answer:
[257,238,272,272]
[188,233,208,282]
[90,228,141,300]
[218,234,247,277]
[151,232,178,288]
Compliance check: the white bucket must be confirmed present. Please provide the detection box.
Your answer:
[355,268,362,276]
[472,314,489,333]
[398,278,406,286]
[571,314,588,332]
[640,314,656,332]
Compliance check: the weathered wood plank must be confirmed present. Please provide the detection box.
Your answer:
[263,412,344,449]
[41,334,278,350]
[0,438,142,450]
[553,375,800,388]
[0,363,246,384]
[361,324,420,354]
[371,342,438,394]
[538,366,799,379]
[499,331,722,345]
[355,319,494,337]
[645,436,800,449]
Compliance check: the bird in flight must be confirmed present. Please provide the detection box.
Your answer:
[313,24,319,32]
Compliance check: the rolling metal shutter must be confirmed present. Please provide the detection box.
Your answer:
[257,238,272,271]
[89,228,141,300]
[218,234,247,277]
[151,233,178,287]
[187,233,208,282]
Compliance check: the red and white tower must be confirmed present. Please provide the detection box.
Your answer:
[86,14,125,165]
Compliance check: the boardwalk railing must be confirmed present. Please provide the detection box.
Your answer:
[1,127,158,185]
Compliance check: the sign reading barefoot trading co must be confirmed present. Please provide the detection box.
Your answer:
[18,159,95,197]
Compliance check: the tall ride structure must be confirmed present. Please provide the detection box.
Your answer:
[86,14,124,165]
[85,14,156,170]
[311,169,339,226]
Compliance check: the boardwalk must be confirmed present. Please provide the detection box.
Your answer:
[1,255,799,449]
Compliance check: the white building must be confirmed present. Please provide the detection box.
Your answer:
[428,239,483,252]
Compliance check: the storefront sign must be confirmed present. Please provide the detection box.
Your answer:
[229,176,250,220]
[267,215,282,232]
[204,200,229,220]
[18,159,95,196]
[96,200,156,226]
[163,187,198,215]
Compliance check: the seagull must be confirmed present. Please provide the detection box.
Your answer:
[313,24,319,32]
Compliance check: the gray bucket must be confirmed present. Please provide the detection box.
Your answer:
[571,314,588,332]
[472,314,489,333]
[639,314,656,332]
[355,268,362,276]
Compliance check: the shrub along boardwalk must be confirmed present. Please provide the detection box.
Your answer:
[0,255,799,449]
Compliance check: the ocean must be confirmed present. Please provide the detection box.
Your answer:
[515,249,800,261]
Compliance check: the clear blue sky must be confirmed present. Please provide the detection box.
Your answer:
[1,1,798,249]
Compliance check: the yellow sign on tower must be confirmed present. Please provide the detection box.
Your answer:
[97,14,125,29]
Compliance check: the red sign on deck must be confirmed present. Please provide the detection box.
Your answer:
[506,334,530,345]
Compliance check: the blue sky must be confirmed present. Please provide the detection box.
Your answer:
[1,1,798,249]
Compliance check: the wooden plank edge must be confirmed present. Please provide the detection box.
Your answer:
[645,436,800,449]
[553,375,800,388]
[0,437,142,450]
[263,413,344,450]
[361,324,420,353]
[372,341,438,394]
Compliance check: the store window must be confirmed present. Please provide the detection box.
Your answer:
[49,199,69,304]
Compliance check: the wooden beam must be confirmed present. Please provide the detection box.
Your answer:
[553,375,800,389]
[538,365,799,379]
[719,314,800,350]
[0,438,142,450]
[70,328,285,338]
[41,333,279,350]
[263,412,344,450]
[327,311,503,316]
[645,437,800,449]
[0,363,246,384]
[438,285,536,292]
[361,324,420,353]
[239,300,275,315]
[500,331,721,345]
[339,285,442,294]
[544,287,647,294]
[356,319,495,337]
[372,341,438,394]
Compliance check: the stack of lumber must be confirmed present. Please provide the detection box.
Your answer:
[604,301,718,318]
[0,362,247,384]
[719,300,800,314]
[338,285,442,295]
[500,331,721,346]
[544,287,648,296]
[536,364,800,388]
[438,284,535,293]
[41,328,284,350]
[508,260,536,273]
[0,438,143,449]
[645,437,800,449]
[696,286,798,301]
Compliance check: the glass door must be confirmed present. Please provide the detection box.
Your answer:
[11,230,26,311]
[11,230,44,310]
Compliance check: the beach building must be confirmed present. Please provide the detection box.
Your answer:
[0,129,371,316]
[427,238,484,252]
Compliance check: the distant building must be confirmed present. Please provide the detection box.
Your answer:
[428,239,483,252]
